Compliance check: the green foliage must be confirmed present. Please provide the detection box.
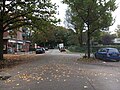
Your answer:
[1,0,57,32]
[68,45,86,53]
[63,0,117,33]
[115,25,120,37]
[65,8,84,46]
[31,25,69,47]
[99,32,116,45]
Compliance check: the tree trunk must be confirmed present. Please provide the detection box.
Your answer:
[80,29,83,47]
[0,0,5,60]
[78,34,83,47]
[0,31,4,60]
[77,29,83,47]
[87,24,91,58]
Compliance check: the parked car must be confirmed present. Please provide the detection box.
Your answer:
[36,47,45,54]
[59,47,66,52]
[48,46,54,49]
[95,48,120,62]
[45,47,49,51]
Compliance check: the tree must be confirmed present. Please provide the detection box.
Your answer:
[31,25,69,47]
[31,23,56,47]
[0,0,57,60]
[67,29,79,46]
[115,25,120,37]
[63,0,117,58]
[65,8,84,46]
[100,32,116,45]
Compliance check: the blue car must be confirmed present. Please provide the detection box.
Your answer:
[95,48,120,62]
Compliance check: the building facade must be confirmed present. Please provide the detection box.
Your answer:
[3,27,31,54]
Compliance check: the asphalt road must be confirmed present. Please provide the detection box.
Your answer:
[0,49,120,90]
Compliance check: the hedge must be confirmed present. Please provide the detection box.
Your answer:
[67,45,120,53]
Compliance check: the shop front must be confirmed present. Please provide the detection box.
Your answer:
[3,39,30,54]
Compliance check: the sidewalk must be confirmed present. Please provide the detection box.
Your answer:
[66,49,94,57]
[0,53,36,70]
[14,51,35,55]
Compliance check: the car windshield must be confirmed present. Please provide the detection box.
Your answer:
[98,49,106,52]
[36,48,42,50]
[108,48,119,53]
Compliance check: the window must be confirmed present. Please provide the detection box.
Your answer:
[98,49,106,52]
[108,49,119,53]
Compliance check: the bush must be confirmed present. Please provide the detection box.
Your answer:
[68,46,87,53]
[92,45,120,52]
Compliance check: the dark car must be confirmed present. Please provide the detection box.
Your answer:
[48,46,54,49]
[36,47,45,54]
[59,47,66,52]
[45,47,49,51]
[95,48,120,62]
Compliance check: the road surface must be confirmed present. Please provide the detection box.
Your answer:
[0,49,120,90]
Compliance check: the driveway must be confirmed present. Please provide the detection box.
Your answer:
[0,49,120,90]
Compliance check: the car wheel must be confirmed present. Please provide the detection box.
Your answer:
[116,60,119,62]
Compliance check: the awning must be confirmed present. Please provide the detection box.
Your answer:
[17,41,23,44]
[8,40,16,43]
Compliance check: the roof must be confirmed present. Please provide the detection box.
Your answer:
[101,48,117,50]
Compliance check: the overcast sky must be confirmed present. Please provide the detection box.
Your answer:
[109,0,120,33]
[51,0,67,27]
[51,0,120,33]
